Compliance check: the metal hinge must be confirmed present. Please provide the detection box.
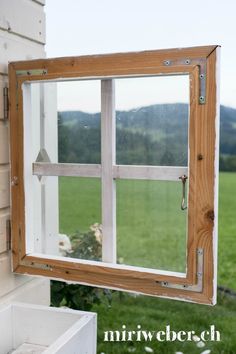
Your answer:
[157,248,204,292]
[16,69,47,76]
[6,219,11,251]
[163,57,207,104]
[3,86,9,120]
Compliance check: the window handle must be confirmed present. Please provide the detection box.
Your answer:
[179,175,188,210]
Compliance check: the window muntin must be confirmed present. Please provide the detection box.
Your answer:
[9,46,220,304]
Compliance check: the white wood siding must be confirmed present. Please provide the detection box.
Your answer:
[0,0,45,44]
[0,0,49,301]
[0,31,45,74]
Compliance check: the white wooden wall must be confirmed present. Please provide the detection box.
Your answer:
[0,0,50,302]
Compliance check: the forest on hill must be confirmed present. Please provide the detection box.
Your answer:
[58,104,236,171]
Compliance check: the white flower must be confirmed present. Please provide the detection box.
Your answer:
[196,340,205,348]
[118,257,124,264]
[193,335,200,342]
[200,350,211,354]
[58,234,73,256]
[90,223,103,243]
[175,352,184,354]
[144,346,154,353]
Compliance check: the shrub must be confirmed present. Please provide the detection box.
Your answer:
[51,224,112,311]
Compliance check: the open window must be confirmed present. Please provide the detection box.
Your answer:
[9,45,220,305]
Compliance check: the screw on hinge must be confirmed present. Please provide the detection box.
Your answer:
[6,219,11,251]
[199,96,205,104]
[163,60,171,66]
[3,87,9,120]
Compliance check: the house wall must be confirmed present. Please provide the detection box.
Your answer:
[0,0,50,305]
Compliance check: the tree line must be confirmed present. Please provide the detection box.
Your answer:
[58,104,236,171]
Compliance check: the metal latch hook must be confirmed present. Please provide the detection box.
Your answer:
[179,175,188,210]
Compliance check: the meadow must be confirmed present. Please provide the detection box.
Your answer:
[59,177,187,272]
[58,172,236,353]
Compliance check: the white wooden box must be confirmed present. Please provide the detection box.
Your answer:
[0,302,97,354]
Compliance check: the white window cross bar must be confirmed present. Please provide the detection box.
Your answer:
[33,162,188,181]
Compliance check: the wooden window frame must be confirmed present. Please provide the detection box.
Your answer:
[9,45,220,305]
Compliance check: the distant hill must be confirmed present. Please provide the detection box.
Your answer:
[58,104,236,171]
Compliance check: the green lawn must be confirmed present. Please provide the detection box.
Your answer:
[116,179,186,272]
[58,172,236,353]
[218,173,236,289]
[94,292,236,354]
[59,177,101,235]
[59,177,187,272]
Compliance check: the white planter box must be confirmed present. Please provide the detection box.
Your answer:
[0,302,97,354]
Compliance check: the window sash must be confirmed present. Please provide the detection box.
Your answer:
[9,45,220,304]
[30,73,193,275]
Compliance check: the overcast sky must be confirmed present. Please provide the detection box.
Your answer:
[45,0,236,111]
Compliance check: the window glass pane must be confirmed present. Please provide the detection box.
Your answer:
[31,176,102,262]
[117,179,187,273]
[25,76,189,271]
[29,80,101,165]
[59,177,102,261]
[58,80,101,164]
[116,75,189,166]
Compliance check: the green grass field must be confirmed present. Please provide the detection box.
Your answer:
[59,177,187,272]
[94,291,236,354]
[58,172,236,353]
[59,172,236,288]
[218,173,236,290]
